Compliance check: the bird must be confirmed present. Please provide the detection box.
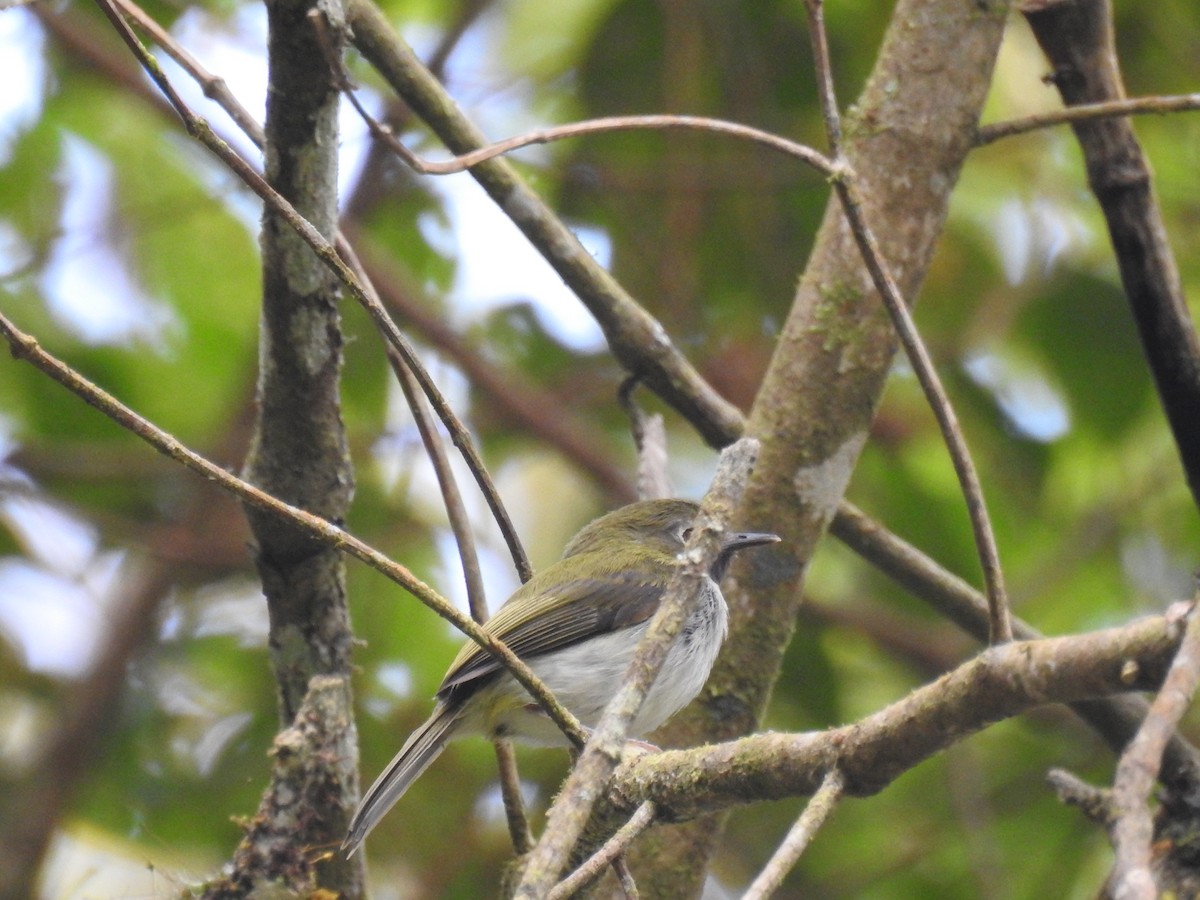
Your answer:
[343,497,779,855]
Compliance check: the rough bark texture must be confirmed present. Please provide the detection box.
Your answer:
[198,677,360,899]
[244,0,355,724]
[1022,0,1200,513]
[630,1,1012,895]
[1022,1,1200,893]
[239,0,361,894]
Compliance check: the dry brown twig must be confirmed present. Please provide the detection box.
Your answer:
[801,0,1012,644]
[742,769,846,900]
[514,438,763,896]
[977,92,1200,145]
[0,308,585,747]
[1109,601,1200,899]
[547,801,658,900]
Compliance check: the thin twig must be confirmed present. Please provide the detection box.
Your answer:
[377,318,489,620]
[618,376,672,501]
[547,802,657,900]
[494,739,534,855]
[385,345,532,848]
[346,105,835,178]
[614,613,1186,823]
[345,0,749,447]
[1110,600,1200,899]
[611,856,640,899]
[804,0,841,152]
[309,26,834,180]
[0,309,585,747]
[742,769,845,900]
[802,0,1012,643]
[977,93,1200,145]
[112,0,265,144]
[1047,768,1116,830]
[107,0,533,584]
[514,439,762,896]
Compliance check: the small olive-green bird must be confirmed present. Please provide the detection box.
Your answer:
[343,498,778,855]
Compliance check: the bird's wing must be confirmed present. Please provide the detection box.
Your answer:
[436,569,663,699]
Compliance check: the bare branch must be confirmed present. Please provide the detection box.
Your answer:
[515,438,763,895]
[547,802,658,900]
[742,769,845,900]
[830,502,1200,796]
[1110,601,1200,899]
[802,0,1012,644]
[977,93,1200,145]
[612,611,1188,821]
[0,310,586,747]
[1047,768,1116,830]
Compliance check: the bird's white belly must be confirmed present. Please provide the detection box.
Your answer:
[474,579,728,745]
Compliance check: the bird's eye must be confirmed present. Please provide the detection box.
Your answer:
[680,526,694,542]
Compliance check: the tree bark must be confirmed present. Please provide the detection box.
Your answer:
[633,1,1012,895]
[239,0,361,894]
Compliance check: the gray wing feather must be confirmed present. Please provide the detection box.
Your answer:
[438,574,663,696]
[343,702,462,857]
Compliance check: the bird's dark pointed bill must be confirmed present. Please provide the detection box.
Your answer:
[722,531,780,551]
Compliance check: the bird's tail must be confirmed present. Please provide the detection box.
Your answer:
[343,702,462,857]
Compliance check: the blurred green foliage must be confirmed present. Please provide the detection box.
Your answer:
[1,0,1198,897]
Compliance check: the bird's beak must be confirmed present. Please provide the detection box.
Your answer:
[712,530,780,580]
[721,531,781,553]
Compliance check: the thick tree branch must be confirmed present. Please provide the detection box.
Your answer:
[345,0,746,448]
[630,0,1012,892]
[1023,0,1200,512]
[610,610,1188,821]
[831,502,1200,799]
[234,1,359,892]
[244,0,354,726]
[199,676,358,897]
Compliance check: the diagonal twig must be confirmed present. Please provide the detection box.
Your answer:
[1109,600,1200,899]
[977,93,1200,145]
[514,438,762,896]
[742,768,845,900]
[547,801,657,900]
[0,309,585,747]
[802,0,1011,644]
